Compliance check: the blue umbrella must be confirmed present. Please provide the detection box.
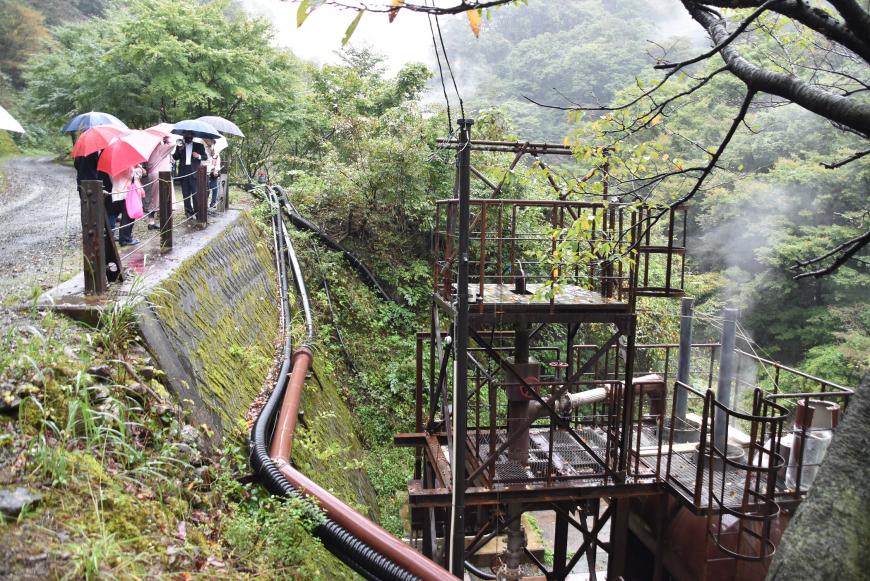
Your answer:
[62,111,128,134]
[196,115,244,137]
[171,119,221,140]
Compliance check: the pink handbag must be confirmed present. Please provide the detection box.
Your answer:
[125,181,145,219]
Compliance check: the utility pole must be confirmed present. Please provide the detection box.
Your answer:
[449,118,472,578]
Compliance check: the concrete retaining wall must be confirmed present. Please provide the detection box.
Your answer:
[137,212,279,443]
[135,210,378,514]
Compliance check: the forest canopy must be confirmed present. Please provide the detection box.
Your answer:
[2,0,867,387]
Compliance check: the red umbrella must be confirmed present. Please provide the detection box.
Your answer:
[71,125,129,157]
[97,130,162,176]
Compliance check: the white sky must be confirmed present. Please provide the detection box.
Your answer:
[239,1,703,74]
[240,1,459,73]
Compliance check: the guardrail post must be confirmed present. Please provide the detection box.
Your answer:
[714,308,738,452]
[159,171,172,253]
[196,165,208,227]
[221,167,230,211]
[80,180,107,295]
[674,297,695,426]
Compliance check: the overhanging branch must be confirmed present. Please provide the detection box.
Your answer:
[791,228,870,279]
[683,1,870,136]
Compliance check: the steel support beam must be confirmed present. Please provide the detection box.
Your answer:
[448,118,473,578]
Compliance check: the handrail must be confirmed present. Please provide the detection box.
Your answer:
[734,348,854,395]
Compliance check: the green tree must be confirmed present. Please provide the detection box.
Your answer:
[23,0,304,130]
[0,0,50,87]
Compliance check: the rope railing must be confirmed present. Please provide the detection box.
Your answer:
[77,163,231,295]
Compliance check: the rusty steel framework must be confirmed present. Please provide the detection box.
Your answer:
[397,123,854,580]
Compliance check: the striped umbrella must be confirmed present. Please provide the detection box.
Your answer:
[62,111,128,134]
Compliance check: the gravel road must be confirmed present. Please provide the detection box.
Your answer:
[0,156,84,304]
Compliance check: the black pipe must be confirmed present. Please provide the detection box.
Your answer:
[273,186,393,303]
[464,560,498,580]
[249,186,420,581]
[311,234,360,374]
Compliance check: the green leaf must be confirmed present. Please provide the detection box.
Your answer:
[297,0,311,27]
[342,10,364,47]
[297,0,326,27]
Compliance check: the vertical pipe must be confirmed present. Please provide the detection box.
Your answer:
[433,204,441,295]
[449,117,472,578]
[415,335,423,481]
[608,313,636,580]
[510,204,517,277]
[675,297,695,421]
[508,322,530,466]
[553,504,569,578]
[714,308,738,453]
[497,203,504,286]
[478,202,487,300]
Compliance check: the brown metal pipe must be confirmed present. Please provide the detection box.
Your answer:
[269,346,313,460]
[269,345,451,580]
[276,462,449,581]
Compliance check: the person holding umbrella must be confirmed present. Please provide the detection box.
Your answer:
[109,165,144,247]
[73,150,113,199]
[71,125,126,198]
[203,138,222,210]
[144,132,176,229]
[97,129,162,246]
[173,130,207,217]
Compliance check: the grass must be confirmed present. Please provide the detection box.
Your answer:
[0,299,349,579]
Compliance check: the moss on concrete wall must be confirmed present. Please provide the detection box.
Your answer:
[140,212,280,441]
[137,211,378,518]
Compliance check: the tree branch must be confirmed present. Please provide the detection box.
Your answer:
[670,88,756,207]
[825,0,870,41]
[696,0,870,63]
[791,228,870,279]
[684,1,870,136]
[821,148,870,169]
[325,0,515,16]
[655,0,780,71]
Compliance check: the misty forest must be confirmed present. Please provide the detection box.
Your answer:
[0,0,867,579]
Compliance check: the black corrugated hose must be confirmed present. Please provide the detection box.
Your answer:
[249,186,420,581]
[273,186,394,304]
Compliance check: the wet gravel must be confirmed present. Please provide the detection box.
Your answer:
[0,156,82,305]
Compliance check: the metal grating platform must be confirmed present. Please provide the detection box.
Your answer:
[466,283,623,307]
[468,427,657,488]
[666,450,753,511]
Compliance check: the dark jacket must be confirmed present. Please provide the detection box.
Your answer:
[74,151,113,193]
[173,141,207,172]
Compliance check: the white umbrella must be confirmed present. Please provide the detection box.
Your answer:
[0,105,25,133]
[196,115,244,137]
[145,122,175,138]
[194,135,228,155]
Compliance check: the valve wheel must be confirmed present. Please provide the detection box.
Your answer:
[519,376,538,400]
[489,553,505,574]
